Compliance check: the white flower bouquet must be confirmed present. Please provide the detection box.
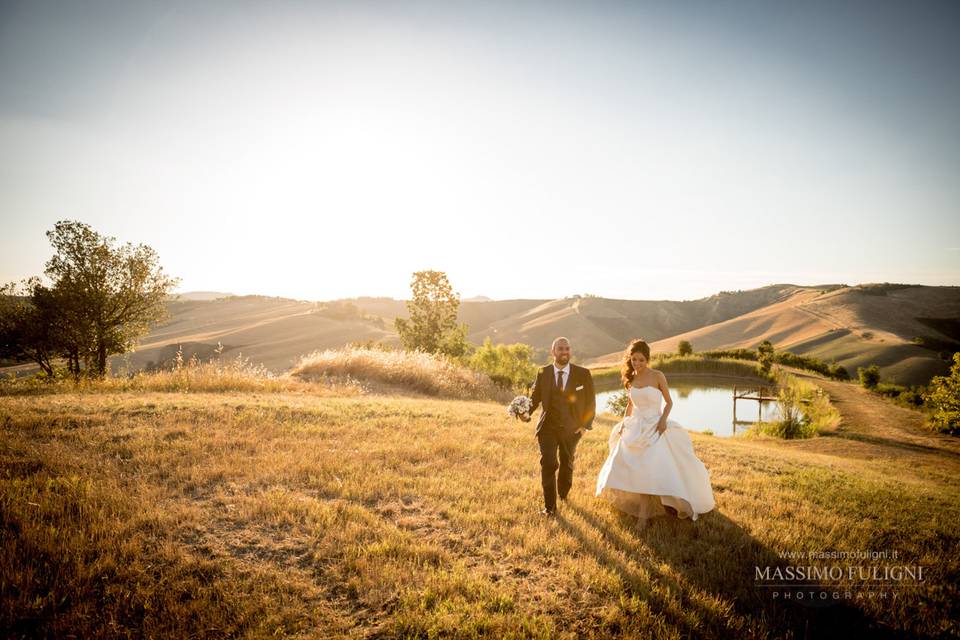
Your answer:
[507,395,532,420]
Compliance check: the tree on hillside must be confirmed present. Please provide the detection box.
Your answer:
[828,362,851,381]
[394,270,469,358]
[677,340,693,356]
[857,365,880,389]
[45,221,179,376]
[757,340,775,375]
[925,352,960,434]
[1,221,179,378]
[0,279,61,376]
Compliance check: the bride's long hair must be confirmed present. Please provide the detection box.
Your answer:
[621,339,651,389]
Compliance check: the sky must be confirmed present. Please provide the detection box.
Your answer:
[1,0,958,301]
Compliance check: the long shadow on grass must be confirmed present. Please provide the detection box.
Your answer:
[553,508,739,638]
[817,430,960,461]
[566,502,907,640]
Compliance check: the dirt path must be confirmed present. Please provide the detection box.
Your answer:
[787,370,960,481]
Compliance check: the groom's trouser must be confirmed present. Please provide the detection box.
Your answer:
[537,427,583,511]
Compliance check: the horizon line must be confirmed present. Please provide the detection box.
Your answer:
[169,281,960,305]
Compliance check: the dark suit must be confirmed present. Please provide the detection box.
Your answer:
[528,363,596,511]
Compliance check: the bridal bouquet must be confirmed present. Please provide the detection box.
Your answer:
[507,395,532,420]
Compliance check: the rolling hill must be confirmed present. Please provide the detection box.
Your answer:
[347,285,803,360]
[463,285,808,359]
[110,296,392,374]
[2,284,957,384]
[588,284,960,385]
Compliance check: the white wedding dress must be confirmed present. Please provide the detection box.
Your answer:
[595,385,716,521]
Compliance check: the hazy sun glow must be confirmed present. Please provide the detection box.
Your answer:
[1,1,958,300]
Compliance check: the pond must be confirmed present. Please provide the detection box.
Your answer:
[594,376,784,437]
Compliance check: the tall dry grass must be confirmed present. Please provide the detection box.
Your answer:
[2,347,512,402]
[290,347,511,401]
[748,368,842,439]
[0,353,358,397]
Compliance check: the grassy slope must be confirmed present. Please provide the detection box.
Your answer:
[133,297,392,374]
[2,382,958,638]
[588,286,960,386]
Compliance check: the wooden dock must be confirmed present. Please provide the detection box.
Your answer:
[733,385,778,426]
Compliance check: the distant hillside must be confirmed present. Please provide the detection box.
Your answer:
[110,295,390,374]
[348,285,801,361]
[588,284,960,385]
[3,284,956,384]
[112,286,806,374]
[462,285,808,361]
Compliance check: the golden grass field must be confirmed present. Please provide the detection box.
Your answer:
[2,364,958,638]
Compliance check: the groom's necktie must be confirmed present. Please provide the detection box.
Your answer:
[556,370,564,391]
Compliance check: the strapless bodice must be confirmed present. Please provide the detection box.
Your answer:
[629,385,662,420]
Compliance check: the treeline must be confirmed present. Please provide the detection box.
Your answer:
[1,221,178,379]
[678,340,851,380]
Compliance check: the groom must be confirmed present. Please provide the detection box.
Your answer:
[521,337,596,515]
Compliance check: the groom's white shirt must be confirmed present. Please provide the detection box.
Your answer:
[551,362,570,390]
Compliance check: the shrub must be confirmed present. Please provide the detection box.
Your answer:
[828,363,850,380]
[677,340,693,356]
[873,382,927,409]
[466,338,537,391]
[875,382,906,398]
[858,365,881,389]
[751,370,839,439]
[896,386,926,408]
[757,341,775,375]
[771,379,812,439]
[924,353,960,435]
[930,411,960,435]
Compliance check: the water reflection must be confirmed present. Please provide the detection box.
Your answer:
[595,376,782,437]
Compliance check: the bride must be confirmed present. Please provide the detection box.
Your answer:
[595,339,715,529]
